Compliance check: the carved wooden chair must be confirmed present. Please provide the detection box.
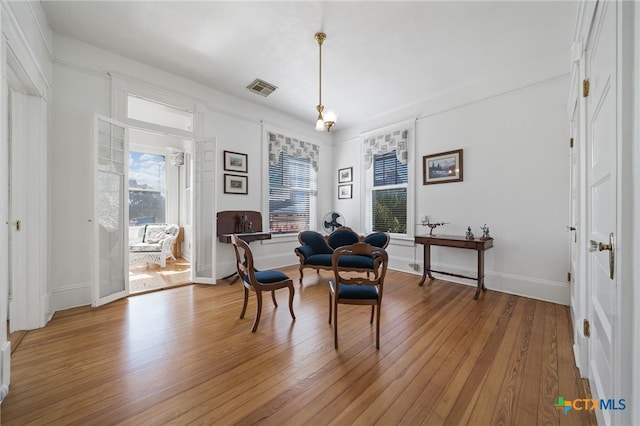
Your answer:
[329,242,389,349]
[230,234,296,332]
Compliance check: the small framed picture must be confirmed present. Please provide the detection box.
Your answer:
[223,151,248,173]
[338,184,352,199]
[224,174,248,194]
[423,149,463,185]
[338,167,353,183]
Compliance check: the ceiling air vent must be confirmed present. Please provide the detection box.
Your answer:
[246,78,277,97]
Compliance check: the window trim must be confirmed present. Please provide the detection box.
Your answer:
[360,119,416,238]
[262,126,320,235]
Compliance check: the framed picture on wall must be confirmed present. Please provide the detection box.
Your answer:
[224,174,248,194]
[223,151,248,173]
[423,149,463,185]
[338,184,352,199]
[338,167,353,183]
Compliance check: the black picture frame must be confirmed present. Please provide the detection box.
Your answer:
[338,184,352,199]
[224,174,248,194]
[223,151,248,173]
[338,167,353,183]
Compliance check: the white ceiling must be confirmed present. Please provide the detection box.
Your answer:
[40,1,577,130]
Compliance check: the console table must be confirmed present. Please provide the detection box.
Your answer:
[414,234,494,300]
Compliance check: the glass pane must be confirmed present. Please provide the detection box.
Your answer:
[372,188,407,233]
[128,95,193,132]
[98,171,125,297]
[194,140,214,279]
[268,150,317,233]
[128,151,166,225]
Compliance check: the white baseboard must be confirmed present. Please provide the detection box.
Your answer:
[50,282,92,313]
[391,257,570,305]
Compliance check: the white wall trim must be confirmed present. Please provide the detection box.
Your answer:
[1,2,50,97]
[391,255,570,305]
[49,282,92,313]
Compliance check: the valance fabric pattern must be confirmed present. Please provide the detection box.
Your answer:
[363,129,409,170]
[269,132,319,172]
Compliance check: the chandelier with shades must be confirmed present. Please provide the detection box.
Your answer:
[314,32,338,131]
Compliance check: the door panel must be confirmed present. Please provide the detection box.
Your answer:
[192,139,216,284]
[93,115,129,306]
[585,2,617,424]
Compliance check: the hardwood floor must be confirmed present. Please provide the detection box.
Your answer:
[1,266,595,425]
[129,257,191,294]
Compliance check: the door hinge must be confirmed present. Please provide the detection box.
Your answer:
[569,138,574,148]
[567,272,572,282]
[583,79,590,97]
[583,319,590,337]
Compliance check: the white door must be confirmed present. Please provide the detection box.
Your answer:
[585,2,618,424]
[93,115,129,306]
[568,98,586,370]
[191,139,216,284]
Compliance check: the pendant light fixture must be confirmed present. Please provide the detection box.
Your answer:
[314,32,337,131]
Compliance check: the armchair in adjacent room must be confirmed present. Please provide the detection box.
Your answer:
[129,224,179,268]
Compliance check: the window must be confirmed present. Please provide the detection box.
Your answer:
[372,151,407,233]
[364,128,410,235]
[128,151,167,225]
[268,133,318,234]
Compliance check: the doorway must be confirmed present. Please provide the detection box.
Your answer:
[127,130,192,294]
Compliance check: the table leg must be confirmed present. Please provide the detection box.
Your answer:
[474,249,486,300]
[418,243,433,286]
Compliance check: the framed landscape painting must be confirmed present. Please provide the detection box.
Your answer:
[224,174,248,194]
[423,149,463,185]
[338,184,352,199]
[223,151,248,173]
[338,167,353,183]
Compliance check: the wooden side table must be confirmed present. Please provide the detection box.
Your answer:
[414,234,494,300]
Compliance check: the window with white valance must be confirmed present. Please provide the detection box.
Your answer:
[363,128,410,235]
[268,132,319,234]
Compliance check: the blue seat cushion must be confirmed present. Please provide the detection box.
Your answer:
[337,283,379,300]
[305,254,333,266]
[245,270,290,284]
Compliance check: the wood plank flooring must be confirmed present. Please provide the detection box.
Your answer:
[1,266,595,425]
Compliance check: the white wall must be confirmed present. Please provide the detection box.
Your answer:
[49,35,333,311]
[332,68,571,304]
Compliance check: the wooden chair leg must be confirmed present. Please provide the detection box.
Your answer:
[271,290,278,307]
[370,305,375,324]
[288,285,296,320]
[251,290,263,332]
[333,302,339,349]
[299,267,304,283]
[375,303,381,349]
[240,286,249,319]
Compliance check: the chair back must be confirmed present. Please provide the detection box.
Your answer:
[230,234,256,285]
[331,242,388,294]
[298,230,333,254]
[363,232,390,249]
[327,227,360,250]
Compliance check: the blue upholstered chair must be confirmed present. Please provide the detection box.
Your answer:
[329,242,389,349]
[230,234,296,332]
[295,227,389,283]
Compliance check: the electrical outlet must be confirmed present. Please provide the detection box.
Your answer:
[408,262,421,271]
